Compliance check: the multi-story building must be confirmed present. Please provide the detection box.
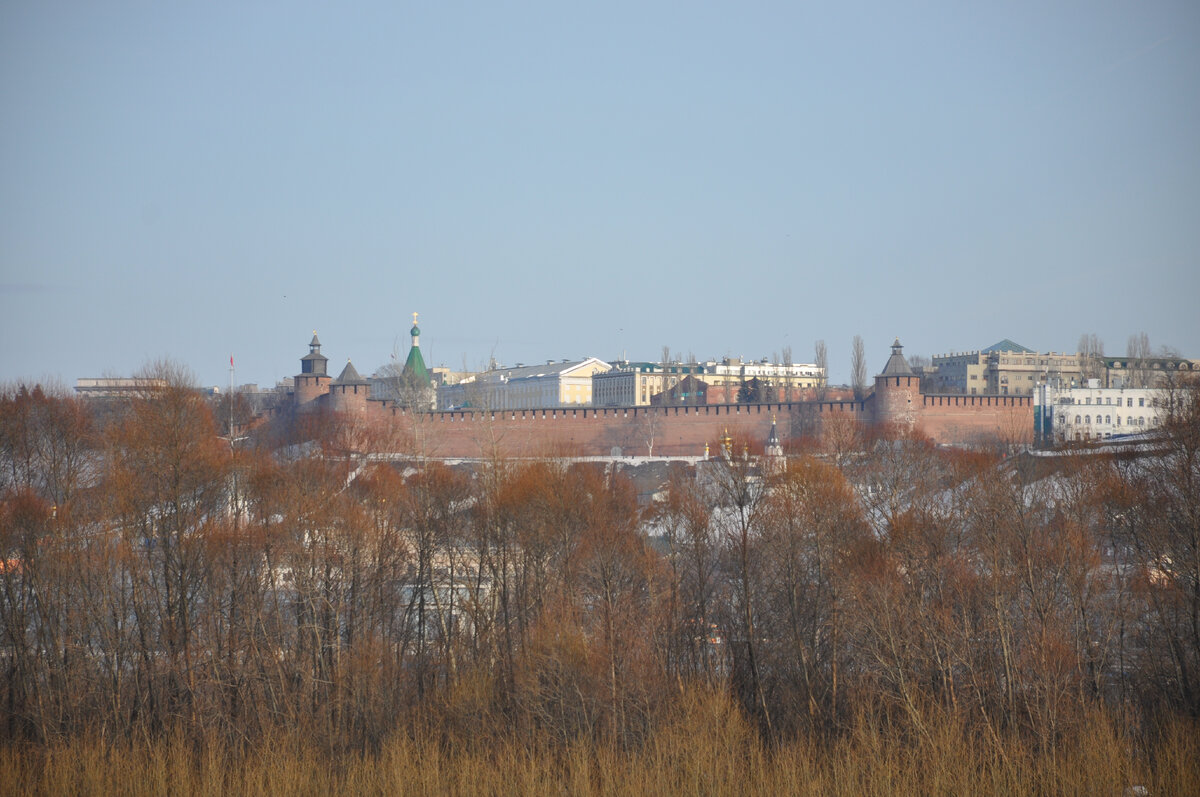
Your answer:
[592,362,704,407]
[74,377,170,398]
[698,357,824,403]
[1097,355,1200,389]
[594,357,824,406]
[74,377,227,399]
[437,358,611,411]
[928,340,1081,395]
[1036,383,1165,443]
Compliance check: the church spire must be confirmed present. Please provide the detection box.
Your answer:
[765,414,783,470]
[403,311,430,385]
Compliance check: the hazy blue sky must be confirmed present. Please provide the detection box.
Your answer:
[3,1,1198,388]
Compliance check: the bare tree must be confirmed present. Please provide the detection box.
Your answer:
[656,471,720,680]
[779,346,791,402]
[814,340,828,401]
[907,354,931,370]
[1126,332,1152,388]
[757,456,870,731]
[851,336,867,401]
[375,338,435,413]
[708,438,774,735]
[1127,374,1200,716]
[1078,333,1105,382]
[635,407,663,457]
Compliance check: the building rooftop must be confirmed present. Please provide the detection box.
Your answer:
[331,360,367,386]
[465,358,611,385]
[879,338,915,377]
[982,339,1035,354]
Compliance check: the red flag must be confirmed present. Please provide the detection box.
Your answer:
[230,354,234,368]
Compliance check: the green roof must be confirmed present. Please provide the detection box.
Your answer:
[982,339,1034,354]
[403,342,430,385]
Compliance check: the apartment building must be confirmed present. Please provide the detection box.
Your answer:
[928,340,1081,395]
[1036,383,1165,443]
[437,358,611,410]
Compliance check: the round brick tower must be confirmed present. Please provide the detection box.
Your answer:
[295,331,331,408]
[872,338,920,432]
[329,359,369,413]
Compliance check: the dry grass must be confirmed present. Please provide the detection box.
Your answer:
[3,696,1196,796]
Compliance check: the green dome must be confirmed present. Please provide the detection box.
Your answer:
[411,324,421,337]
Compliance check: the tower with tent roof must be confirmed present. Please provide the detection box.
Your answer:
[873,337,920,431]
[329,359,369,413]
[295,331,331,407]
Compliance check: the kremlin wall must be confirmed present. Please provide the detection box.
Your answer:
[277,327,1033,457]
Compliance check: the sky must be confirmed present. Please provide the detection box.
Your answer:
[2,1,1198,389]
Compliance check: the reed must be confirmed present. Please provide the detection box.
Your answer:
[4,693,1195,796]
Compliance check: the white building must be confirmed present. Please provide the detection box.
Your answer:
[593,357,824,407]
[592,362,704,407]
[437,358,611,411]
[1036,382,1165,444]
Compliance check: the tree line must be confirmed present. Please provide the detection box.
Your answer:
[1,372,1198,760]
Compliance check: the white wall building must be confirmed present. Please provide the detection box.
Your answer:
[1037,382,1165,443]
[593,362,706,407]
[437,358,611,410]
[594,357,824,407]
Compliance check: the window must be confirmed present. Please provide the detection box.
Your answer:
[1116,416,1121,426]
[1105,415,1111,424]
[1085,415,1091,424]
[1139,398,1145,407]
[1127,416,1132,425]
[1076,415,1081,424]
[1085,397,1091,405]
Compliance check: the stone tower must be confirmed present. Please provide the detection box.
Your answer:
[329,359,369,413]
[295,331,331,407]
[873,338,920,431]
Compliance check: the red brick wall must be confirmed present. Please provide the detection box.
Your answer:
[874,375,921,431]
[294,374,330,408]
[391,404,788,458]
[370,400,870,458]
[308,391,1031,457]
[918,394,1033,446]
